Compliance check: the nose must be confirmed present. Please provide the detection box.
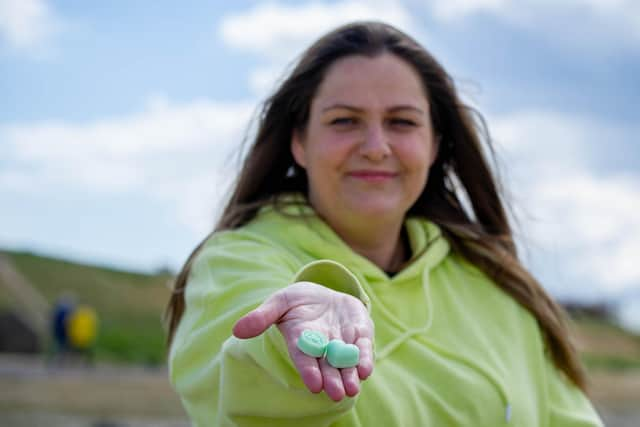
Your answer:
[359,123,391,161]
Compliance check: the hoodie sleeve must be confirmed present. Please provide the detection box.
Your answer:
[293,259,370,312]
[168,233,370,427]
[545,356,604,427]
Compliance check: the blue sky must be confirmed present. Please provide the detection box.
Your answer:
[1,1,639,326]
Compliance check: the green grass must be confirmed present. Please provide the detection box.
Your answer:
[95,316,168,365]
[582,353,640,372]
[0,249,174,365]
[571,315,640,373]
[573,314,640,338]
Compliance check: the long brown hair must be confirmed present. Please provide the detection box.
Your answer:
[165,21,586,391]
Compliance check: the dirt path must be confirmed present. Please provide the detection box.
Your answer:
[0,353,188,426]
[1,353,639,426]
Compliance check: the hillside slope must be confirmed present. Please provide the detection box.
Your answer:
[0,250,173,364]
[1,249,639,372]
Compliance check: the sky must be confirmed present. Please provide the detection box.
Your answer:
[1,1,639,327]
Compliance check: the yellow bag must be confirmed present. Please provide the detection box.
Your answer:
[66,305,98,349]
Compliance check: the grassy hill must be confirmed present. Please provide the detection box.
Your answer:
[571,315,640,372]
[0,250,173,365]
[1,249,639,372]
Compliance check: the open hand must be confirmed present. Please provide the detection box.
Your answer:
[233,282,375,401]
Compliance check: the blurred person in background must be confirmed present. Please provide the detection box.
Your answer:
[66,303,98,365]
[165,21,603,426]
[50,293,75,364]
[50,294,98,366]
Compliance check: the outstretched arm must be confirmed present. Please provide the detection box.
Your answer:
[233,281,374,401]
[169,236,374,426]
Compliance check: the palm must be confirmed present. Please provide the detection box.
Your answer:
[233,282,374,402]
[277,284,368,342]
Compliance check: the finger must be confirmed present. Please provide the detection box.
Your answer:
[355,337,374,380]
[339,324,361,396]
[278,326,324,393]
[340,367,360,397]
[319,357,346,402]
[289,347,323,393]
[232,291,289,339]
[341,324,356,344]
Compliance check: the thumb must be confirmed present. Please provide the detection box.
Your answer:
[232,291,290,339]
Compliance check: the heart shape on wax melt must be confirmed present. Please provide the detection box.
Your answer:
[326,339,360,369]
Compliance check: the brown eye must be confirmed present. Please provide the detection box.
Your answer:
[389,118,417,127]
[330,117,357,126]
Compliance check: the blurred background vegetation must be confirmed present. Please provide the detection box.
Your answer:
[0,249,172,365]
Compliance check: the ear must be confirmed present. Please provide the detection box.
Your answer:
[291,131,307,168]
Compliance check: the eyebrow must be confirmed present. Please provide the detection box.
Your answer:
[321,104,426,115]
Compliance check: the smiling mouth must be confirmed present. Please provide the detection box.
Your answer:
[347,171,398,182]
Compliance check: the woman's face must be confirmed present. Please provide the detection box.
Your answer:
[291,53,439,228]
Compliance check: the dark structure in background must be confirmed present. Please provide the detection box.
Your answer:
[0,311,41,353]
[562,301,616,323]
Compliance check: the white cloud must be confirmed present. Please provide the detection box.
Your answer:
[429,0,508,21]
[218,0,419,97]
[0,96,254,234]
[490,110,640,294]
[248,64,290,97]
[427,0,640,45]
[220,0,415,59]
[0,0,61,54]
[532,174,640,290]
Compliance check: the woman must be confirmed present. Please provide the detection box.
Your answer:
[166,21,603,426]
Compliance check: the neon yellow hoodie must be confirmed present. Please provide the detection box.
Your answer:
[169,200,603,426]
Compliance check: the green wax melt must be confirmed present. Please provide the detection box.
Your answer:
[297,330,329,358]
[326,339,360,368]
